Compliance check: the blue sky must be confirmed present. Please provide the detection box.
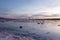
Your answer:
[0,0,60,18]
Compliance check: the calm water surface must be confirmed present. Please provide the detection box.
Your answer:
[0,20,60,40]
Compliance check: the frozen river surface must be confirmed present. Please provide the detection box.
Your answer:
[0,20,60,40]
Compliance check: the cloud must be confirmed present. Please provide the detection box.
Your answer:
[11,0,60,15]
[0,8,11,15]
[0,0,60,18]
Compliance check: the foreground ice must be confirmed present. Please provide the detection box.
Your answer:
[0,31,36,40]
[0,31,56,40]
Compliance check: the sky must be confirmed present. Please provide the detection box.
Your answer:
[0,0,60,18]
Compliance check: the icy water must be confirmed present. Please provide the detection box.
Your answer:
[0,20,60,40]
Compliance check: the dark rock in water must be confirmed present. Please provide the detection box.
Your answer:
[58,25,60,26]
[20,26,22,29]
[46,32,50,34]
[37,22,44,24]
[37,23,40,24]
[41,23,44,24]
